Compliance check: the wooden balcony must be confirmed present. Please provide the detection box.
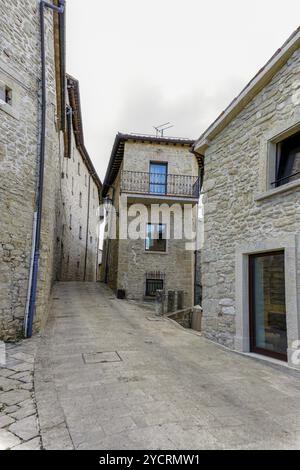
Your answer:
[120,171,200,201]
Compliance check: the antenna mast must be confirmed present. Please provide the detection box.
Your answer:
[153,122,174,138]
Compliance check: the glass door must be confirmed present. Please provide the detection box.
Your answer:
[249,251,287,361]
[149,162,167,194]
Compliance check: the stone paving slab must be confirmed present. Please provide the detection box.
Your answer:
[35,282,300,450]
[0,336,41,450]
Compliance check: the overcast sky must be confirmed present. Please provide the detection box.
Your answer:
[66,0,300,181]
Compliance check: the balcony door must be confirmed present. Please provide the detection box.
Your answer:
[149,162,167,194]
[249,251,287,361]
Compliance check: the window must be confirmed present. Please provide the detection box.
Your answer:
[145,223,166,252]
[272,131,300,187]
[146,279,164,297]
[0,85,12,105]
[149,162,167,194]
[79,192,82,208]
[78,162,80,175]
[69,214,72,229]
[79,225,82,239]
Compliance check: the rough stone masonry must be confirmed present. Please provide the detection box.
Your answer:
[196,33,300,367]
[0,1,101,341]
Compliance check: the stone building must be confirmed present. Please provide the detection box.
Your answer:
[193,27,300,367]
[57,75,101,282]
[0,0,101,341]
[101,133,201,307]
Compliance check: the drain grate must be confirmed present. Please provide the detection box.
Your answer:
[146,316,164,322]
[82,351,122,364]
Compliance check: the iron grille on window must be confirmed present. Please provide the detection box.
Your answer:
[145,271,165,297]
[146,279,164,297]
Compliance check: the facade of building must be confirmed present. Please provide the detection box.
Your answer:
[193,28,300,368]
[102,133,201,307]
[0,0,101,341]
[57,75,101,282]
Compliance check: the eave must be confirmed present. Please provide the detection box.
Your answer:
[67,75,102,201]
[102,133,195,198]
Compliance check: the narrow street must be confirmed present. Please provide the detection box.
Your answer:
[35,282,300,450]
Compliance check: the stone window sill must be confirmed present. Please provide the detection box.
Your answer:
[0,100,19,120]
[144,250,168,255]
[255,179,300,202]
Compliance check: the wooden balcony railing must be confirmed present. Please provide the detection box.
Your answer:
[120,171,200,198]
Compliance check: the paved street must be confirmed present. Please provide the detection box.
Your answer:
[35,282,300,450]
[0,338,41,450]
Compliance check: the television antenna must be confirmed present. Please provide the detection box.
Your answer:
[153,122,174,138]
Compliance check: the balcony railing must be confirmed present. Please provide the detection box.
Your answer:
[121,171,200,198]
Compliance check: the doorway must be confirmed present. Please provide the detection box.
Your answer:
[249,251,287,361]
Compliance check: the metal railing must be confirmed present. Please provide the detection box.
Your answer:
[121,171,200,198]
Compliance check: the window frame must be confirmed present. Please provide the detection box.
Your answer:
[256,119,300,201]
[267,122,300,190]
[149,161,168,195]
[271,131,300,188]
[145,223,167,253]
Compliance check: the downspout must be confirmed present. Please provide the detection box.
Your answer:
[104,186,115,284]
[24,0,65,338]
[190,147,204,307]
[194,249,197,306]
[83,175,91,281]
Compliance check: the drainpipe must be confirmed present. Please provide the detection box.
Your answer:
[104,186,115,284]
[24,0,65,338]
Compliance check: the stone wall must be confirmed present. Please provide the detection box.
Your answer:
[58,130,100,282]
[201,47,300,350]
[0,0,59,340]
[123,141,199,176]
[117,205,196,307]
[0,0,101,340]
[103,141,199,307]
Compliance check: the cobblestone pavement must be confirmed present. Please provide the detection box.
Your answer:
[0,337,41,450]
[34,282,300,450]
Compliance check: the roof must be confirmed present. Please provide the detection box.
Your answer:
[102,133,195,197]
[66,75,102,198]
[194,26,300,154]
[53,0,66,131]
